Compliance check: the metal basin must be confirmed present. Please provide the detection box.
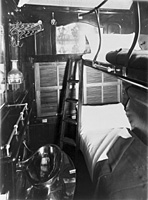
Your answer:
[16,144,76,199]
[23,144,62,186]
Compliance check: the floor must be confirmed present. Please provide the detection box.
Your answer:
[63,145,94,200]
[28,120,95,200]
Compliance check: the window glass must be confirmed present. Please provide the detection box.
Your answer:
[56,23,91,54]
[56,4,144,62]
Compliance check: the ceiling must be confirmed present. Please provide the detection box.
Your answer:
[17,0,133,10]
[4,0,148,32]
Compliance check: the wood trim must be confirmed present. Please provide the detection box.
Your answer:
[34,63,41,116]
[33,54,82,62]
[83,65,87,104]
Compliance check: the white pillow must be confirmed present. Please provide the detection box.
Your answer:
[81,103,131,132]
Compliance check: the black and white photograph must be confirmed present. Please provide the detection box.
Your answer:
[0,0,148,199]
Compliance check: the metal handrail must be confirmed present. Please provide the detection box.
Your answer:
[92,61,148,90]
[4,103,28,157]
[79,0,108,64]
[93,9,102,62]
[79,0,108,17]
[125,2,140,68]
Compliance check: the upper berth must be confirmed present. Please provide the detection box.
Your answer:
[105,49,148,85]
[81,1,148,88]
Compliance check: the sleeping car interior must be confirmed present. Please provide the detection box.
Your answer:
[0,0,148,199]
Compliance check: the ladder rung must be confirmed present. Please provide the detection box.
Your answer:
[67,79,79,84]
[64,117,77,125]
[62,137,76,147]
[66,98,78,103]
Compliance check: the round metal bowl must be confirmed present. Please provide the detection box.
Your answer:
[24,144,62,186]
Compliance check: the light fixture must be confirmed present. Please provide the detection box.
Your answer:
[7,60,23,84]
[51,12,57,26]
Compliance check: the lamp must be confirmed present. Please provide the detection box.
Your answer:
[7,60,23,84]
[51,12,57,26]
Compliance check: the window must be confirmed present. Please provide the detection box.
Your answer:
[56,23,91,54]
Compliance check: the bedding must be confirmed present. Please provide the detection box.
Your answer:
[79,85,148,198]
[85,85,148,199]
[80,127,132,181]
[125,86,148,144]
[94,131,148,200]
[81,103,131,133]
[80,103,132,181]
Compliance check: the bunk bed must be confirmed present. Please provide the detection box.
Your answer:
[76,1,148,199]
[94,86,148,199]
[80,37,148,197]
[79,84,148,199]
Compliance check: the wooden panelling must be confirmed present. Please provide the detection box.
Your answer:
[84,67,121,104]
[86,67,102,83]
[40,63,57,87]
[34,61,121,117]
[41,90,58,116]
[34,62,66,117]
[59,65,65,85]
[103,85,118,103]
[87,86,102,104]
[35,23,52,55]
[104,73,118,82]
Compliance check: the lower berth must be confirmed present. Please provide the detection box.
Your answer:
[79,86,148,199]
[80,103,132,182]
[94,131,148,200]
[80,127,132,182]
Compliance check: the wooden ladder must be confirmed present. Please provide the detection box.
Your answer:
[59,56,83,152]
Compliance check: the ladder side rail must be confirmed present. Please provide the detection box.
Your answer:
[68,60,78,118]
[59,59,73,148]
[76,59,84,150]
[60,59,73,115]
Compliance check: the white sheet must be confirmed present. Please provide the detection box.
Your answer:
[80,103,132,181]
[81,103,131,133]
[80,127,132,181]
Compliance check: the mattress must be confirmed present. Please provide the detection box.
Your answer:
[79,103,132,181]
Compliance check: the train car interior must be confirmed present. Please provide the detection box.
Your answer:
[0,0,148,199]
